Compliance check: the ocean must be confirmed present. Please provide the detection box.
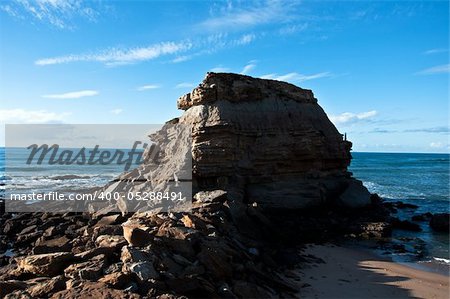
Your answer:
[350,152,450,266]
[0,147,136,194]
[1,149,448,265]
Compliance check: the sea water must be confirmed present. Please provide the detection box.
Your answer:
[350,152,450,266]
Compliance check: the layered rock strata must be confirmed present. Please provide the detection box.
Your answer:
[178,72,368,209]
[105,72,370,211]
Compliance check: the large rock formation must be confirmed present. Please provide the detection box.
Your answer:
[102,72,370,211]
[176,72,369,209]
[0,73,394,299]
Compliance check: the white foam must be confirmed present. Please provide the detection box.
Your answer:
[433,257,450,264]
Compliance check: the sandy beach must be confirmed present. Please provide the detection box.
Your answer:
[295,244,449,299]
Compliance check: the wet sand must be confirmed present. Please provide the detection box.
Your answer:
[296,244,449,299]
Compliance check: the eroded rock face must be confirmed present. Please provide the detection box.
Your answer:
[177,72,368,209]
[102,72,369,211]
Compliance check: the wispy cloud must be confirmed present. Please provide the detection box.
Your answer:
[1,0,101,29]
[175,82,195,89]
[234,33,256,45]
[279,23,308,35]
[171,33,257,64]
[37,32,258,66]
[261,72,332,83]
[368,126,449,134]
[369,128,397,134]
[137,84,160,91]
[416,64,450,75]
[42,90,98,99]
[198,0,296,32]
[110,108,123,115]
[0,109,69,123]
[36,41,193,66]
[240,60,257,74]
[171,55,192,63]
[423,48,448,55]
[405,126,449,134]
[210,66,230,72]
[330,110,378,125]
[429,142,449,149]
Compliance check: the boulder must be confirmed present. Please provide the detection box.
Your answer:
[358,222,392,238]
[392,218,422,232]
[75,247,115,261]
[0,280,29,298]
[33,236,71,254]
[125,262,158,281]
[27,276,66,297]
[95,214,125,226]
[122,220,153,247]
[4,290,32,299]
[430,213,449,232]
[121,246,155,264]
[411,212,432,222]
[339,180,371,208]
[16,252,75,276]
[98,272,131,288]
[95,235,127,249]
[64,255,106,281]
[193,190,227,203]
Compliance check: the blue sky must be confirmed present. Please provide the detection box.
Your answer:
[0,0,448,153]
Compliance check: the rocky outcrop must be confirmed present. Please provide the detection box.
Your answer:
[430,213,449,232]
[0,73,384,298]
[105,72,370,211]
[178,72,369,209]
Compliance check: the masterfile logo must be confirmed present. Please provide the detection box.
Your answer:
[4,124,192,213]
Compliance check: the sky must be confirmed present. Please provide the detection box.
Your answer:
[0,0,448,153]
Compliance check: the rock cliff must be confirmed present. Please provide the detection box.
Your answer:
[175,72,369,209]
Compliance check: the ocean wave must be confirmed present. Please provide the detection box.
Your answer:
[46,174,93,180]
[432,257,450,264]
[3,172,122,194]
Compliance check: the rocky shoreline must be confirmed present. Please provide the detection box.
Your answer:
[0,73,448,298]
[0,192,447,298]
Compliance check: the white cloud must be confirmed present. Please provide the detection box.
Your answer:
[172,34,257,64]
[171,55,192,63]
[0,109,69,123]
[416,64,450,75]
[36,31,257,67]
[240,61,257,75]
[423,48,448,55]
[210,66,230,72]
[1,0,100,29]
[430,142,443,148]
[198,1,296,31]
[261,72,332,83]
[42,90,98,99]
[329,110,378,125]
[234,33,256,45]
[35,41,193,66]
[175,83,195,89]
[110,108,123,115]
[279,23,308,35]
[137,84,159,91]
